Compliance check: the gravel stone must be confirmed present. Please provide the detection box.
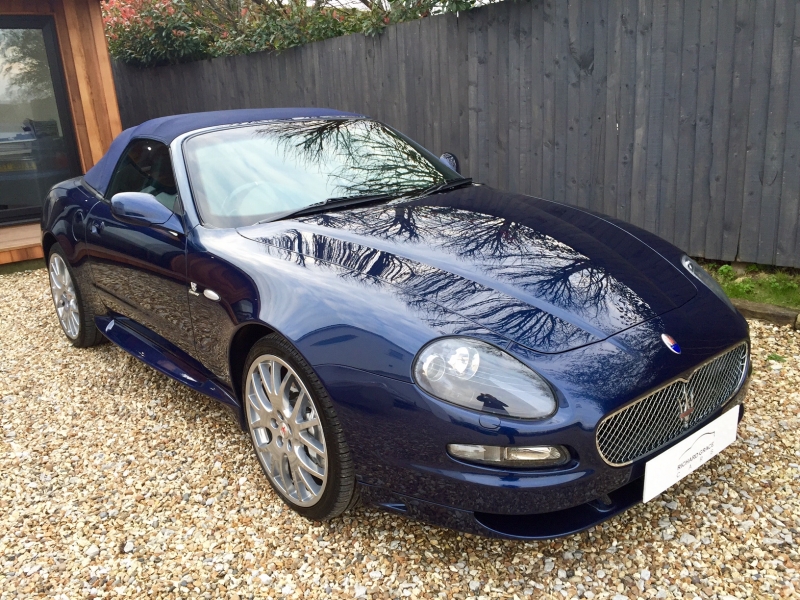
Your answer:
[1,268,799,599]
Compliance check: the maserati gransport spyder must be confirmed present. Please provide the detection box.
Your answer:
[42,108,750,539]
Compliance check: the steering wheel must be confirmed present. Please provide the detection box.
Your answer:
[220,181,268,216]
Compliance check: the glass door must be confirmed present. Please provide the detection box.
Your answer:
[0,15,81,225]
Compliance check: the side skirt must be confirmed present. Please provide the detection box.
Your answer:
[95,315,243,425]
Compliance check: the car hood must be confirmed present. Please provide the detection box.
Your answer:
[238,186,697,353]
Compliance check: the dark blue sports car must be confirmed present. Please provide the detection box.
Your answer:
[41,108,750,539]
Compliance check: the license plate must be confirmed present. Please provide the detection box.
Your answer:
[643,407,739,502]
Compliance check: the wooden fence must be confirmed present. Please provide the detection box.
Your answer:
[112,0,800,268]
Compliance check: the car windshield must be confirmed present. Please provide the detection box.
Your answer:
[183,118,461,228]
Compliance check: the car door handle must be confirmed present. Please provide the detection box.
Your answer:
[91,219,105,234]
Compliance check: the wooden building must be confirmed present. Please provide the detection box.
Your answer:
[0,0,121,264]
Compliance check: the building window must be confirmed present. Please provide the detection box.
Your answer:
[0,16,81,225]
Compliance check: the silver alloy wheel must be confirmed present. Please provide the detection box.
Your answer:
[246,354,328,507]
[49,253,80,340]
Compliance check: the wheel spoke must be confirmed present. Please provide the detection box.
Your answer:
[296,416,320,431]
[257,362,274,399]
[292,455,321,497]
[290,390,306,422]
[279,455,294,495]
[249,370,273,415]
[298,430,324,456]
[277,371,292,414]
[68,310,80,336]
[49,269,63,291]
[246,394,270,429]
[295,451,325,478]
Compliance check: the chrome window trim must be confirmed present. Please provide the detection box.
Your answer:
[595,340,749,467]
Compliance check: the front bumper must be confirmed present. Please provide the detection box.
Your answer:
[361,397,747,540]
[317,329,750,539]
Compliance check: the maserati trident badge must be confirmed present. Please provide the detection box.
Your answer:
[678,386,695,426]
[661,333,681,354]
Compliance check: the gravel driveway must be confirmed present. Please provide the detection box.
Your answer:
[0,268,798,599]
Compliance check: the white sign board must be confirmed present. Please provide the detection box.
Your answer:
[643,407,739,502]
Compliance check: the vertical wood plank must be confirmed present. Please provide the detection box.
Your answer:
[589,0,608,212]
[657,0,683,242]
[688,0,720,256]
[756,0,795,264]
[776,1,800,267]
[528,0,545,197]
[476,12,490,182]
[553,0,569,204]
[507,2,521,193]
[738,0,777,262]
[518,2,533,195]
[722,0,756,260]
[673,0,701,252]
[86,0,122,141]
[565,0,581,206]
[455,14,470,169]
[488,5,503,187]
[576,0,595,209]
[642,0,666,232]
[542,0,557,200]
[615,0,639,221]
[438,15,452,154]
[603,0,622,216]
[630,0,653,227]
[704,0,736,260]
[60,0,104,164]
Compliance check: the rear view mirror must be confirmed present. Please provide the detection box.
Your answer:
[110,192,183,234]
[440,152,460,174]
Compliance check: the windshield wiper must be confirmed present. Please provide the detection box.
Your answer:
[416,177,473,197]
[252,179,472,226]
[255,193,393,224]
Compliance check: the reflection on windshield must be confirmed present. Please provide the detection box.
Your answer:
[184,118,459,228]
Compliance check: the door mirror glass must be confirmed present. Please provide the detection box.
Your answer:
[439,152,460,174]
[111,191,178,229]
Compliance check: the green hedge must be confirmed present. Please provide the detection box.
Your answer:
[103,0,479,67]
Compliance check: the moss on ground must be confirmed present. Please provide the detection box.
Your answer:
[698,259,800,311]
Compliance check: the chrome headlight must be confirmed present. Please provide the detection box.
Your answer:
[681,255,736,312]
[412,337,557,419]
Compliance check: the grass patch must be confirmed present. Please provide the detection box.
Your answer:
[698,259,800,311]
[0,259,45,276]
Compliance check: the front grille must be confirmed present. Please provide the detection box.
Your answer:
[596,343,748,466]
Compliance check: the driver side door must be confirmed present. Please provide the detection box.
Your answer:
[85,139,195,356]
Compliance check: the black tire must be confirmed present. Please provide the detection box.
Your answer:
[242,334,358,520]
[47,243,104,348]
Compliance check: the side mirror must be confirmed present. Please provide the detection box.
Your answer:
[439,152,460,174]
[110,192,183,234]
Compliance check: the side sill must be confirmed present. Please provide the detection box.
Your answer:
[96,315,240,411]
